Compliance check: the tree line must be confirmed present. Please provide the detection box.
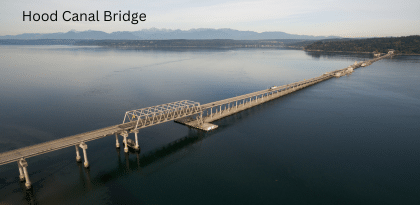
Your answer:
[304,36,420,54]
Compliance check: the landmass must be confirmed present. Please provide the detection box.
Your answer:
[0,39,317,49]
[0,28,338,40]
[1,32,419,55]
[304,35,420,55]
[73,39,316,48]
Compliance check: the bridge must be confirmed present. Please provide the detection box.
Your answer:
[0,52,393,189]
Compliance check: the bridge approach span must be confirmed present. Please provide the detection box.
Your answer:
[0,100,203,166]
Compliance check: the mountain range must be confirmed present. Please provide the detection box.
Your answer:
[0,28,338,40]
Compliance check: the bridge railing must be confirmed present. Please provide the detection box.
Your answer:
[196,53,395,122]
[199,74,332,121]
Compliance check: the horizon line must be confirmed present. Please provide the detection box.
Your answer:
[0,28,415,39]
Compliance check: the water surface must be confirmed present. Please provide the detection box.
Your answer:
[0,46,419,204]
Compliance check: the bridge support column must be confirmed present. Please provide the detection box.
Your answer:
[17,161,25,181]
[79,142,89,168]
[210,107,212,118]
[75,145,81,162]
[200,112,203,123]
[122,132,129,153]
[219,105,221,114]
[134,129,140,151]
[115,133,120,148]
[19,159,31,189]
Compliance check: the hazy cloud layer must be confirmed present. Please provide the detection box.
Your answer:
[0,0,419,37]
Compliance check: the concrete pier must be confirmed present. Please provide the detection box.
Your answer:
[79,142,89,168]
[75,145,82,162]
[115,133,120,148]
[133,129,140,151]
[122,132,129,153]
[17,161,25,182]
[19,159,31,189]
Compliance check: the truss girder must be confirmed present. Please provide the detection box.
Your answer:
[123,100,202,129]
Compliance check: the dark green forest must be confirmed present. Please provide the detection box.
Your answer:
[73,39,315,48]
[304,36,420,54]
[0,39,316,48]
[74,39,281,47]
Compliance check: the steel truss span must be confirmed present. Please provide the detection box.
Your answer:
[122,100,203,130]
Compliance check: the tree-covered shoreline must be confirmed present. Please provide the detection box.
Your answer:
[304,36,420,55]
[0,39,316,49]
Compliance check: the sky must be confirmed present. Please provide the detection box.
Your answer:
[0,0,419,37]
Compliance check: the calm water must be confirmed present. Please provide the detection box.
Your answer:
[0,46,419,204]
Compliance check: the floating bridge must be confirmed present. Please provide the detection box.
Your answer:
[0,52,394,189]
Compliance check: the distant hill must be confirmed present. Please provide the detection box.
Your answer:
[304,36,420,54]
[0,39,78,45]
[72,39,317,48]
[0,28,338,40]
[0,39,317,49]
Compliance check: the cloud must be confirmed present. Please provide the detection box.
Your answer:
[152,0,330,23]
[0,0,419,36]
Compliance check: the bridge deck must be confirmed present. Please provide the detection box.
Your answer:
[177,72,333,128]
[0,125,122,166]
[0,105,202,165]
[176,53,393,129]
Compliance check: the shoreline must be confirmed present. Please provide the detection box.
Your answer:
[303,49,420,55]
